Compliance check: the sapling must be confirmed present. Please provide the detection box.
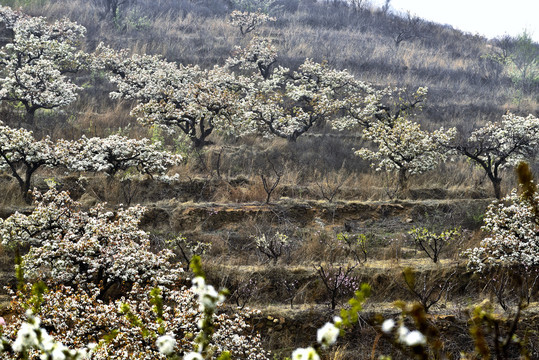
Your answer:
[254,231,290,264]
[336,232,369,264]
[316,263,358,310]
[408,227,460,263]
[401,267,456,313]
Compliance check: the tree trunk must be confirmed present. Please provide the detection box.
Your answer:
[492,177,502,199]
[24,108,36,126]
[398,167,408,190]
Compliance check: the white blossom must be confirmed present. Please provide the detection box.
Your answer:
[184,352,204,360]
[12,322,39,352]
[397,325,409,343]
[155,334,176,355]
[291,347,320,360]
[403,330,427,346]
[316,322,340,348]
[381,319,395,334]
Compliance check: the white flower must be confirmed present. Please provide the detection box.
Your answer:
[12,322,39,351]
[51,344,67,360]
[292,347,320,360]
[316,322,340,348]
[397,325,409,344]
[381,319,395,334]
[156,334,176,355]
[403,330,427,346]
[184,352,204,360]
[40,330,55,352]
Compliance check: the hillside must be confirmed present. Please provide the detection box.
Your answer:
[0,1,538,359]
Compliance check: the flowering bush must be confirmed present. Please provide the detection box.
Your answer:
[316,264,359,310]
[0,189,182,295]
[466,188,539,273]
[0,191,267,360]
[254,231,290,264]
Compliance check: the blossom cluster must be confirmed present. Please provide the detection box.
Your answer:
[1,311,93,360]
[0,5,22,28]
[381,318,426,347]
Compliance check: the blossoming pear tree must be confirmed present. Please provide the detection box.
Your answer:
[228,10,275,36]
[0,7,89,122]
[226,36,278,79]
[466,189,539,273]
[332,86,429,131]
[466,162,539,274]
[97,44,251,148]
[245,59,360,142]
[57,134,182,177]
[355,117,456,190]
[452,113,539,199]
[0,189,182,297]
[0,121,181,201]
[0,122,58,199]
[465,163,539,309]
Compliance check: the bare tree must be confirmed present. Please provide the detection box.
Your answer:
[402,267,456,313]
[92,0,136,20]
[381,0,391,14]
[349,0,367,12]
[391,12,423,48]
[260,156,282,204]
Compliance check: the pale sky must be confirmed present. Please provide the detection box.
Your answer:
[370,0,539,42]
